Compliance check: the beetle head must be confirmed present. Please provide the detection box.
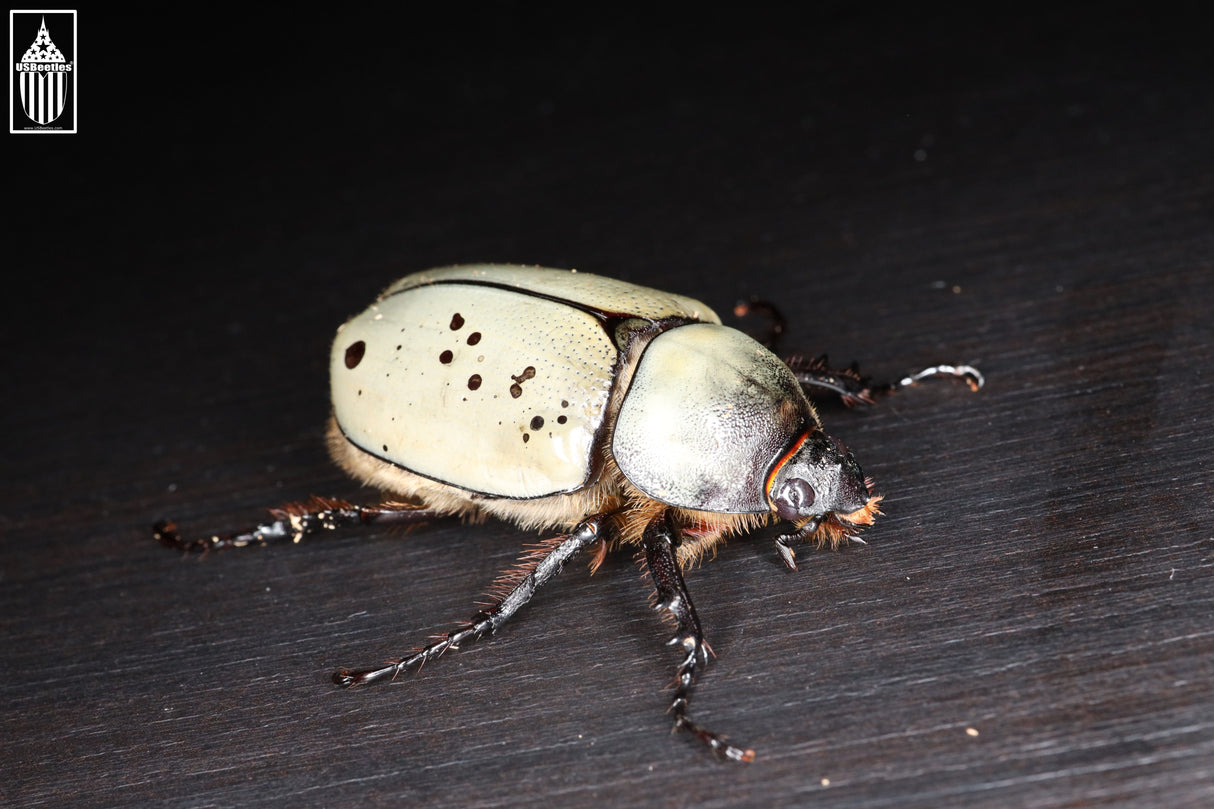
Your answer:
[768,429,869,523]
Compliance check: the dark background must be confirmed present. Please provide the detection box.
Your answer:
[4,5,1212,808]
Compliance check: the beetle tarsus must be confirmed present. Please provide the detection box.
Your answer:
[154,498,446,554]
[332,661,409,687]
[331,518,603,687]
[153,518,288,553]
[676,713,757,763]
[643,514,754,763]
[894,364,985,392]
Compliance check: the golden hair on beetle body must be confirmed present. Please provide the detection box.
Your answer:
[329,413,877,573]
[811,492,884,549]
[330,415,772,570]
[613,490,771,567]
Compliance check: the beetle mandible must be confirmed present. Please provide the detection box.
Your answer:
[156,264,982,762]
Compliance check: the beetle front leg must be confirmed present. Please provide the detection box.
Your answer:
[785,354,983,405]
[154,497,448,553]
[333,516,604,687]
[774,518,821,571]
[642,515,755,763]
[783,354,880,405]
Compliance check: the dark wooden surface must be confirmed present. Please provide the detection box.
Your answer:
[4,7,1212,808]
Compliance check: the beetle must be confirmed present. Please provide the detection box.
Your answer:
[156,264,982,762]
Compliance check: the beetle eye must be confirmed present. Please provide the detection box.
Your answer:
[775,478,815,521]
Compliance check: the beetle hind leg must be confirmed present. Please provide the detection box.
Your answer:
[154,497,448,553]
[642,514,755,763]
[333,516,605,687]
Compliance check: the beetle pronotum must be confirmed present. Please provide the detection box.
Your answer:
[157,265,981,762]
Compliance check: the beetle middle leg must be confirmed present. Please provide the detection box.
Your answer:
[332,515,604,687]
[642,513,755,763]
[732,298,786,349]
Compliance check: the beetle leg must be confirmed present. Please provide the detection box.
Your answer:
[642,515,755,763]
[732,298,787,349]
[154,497,447,553]
[333,516,603,687]
[785,354,984,405]
[784,354,878,405]
[774,517,820,571]
[893,363,985,392]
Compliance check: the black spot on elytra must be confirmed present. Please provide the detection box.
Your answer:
[530,415,544,430]
[522,433,530,443]
[450,313,464,330]
[560,400,569,408]
[467,374,482,390]
[467,331,482,345]
[439,349,453,364]
[509,366,537,399]
[557,415,567,424]
[345,341,366,369]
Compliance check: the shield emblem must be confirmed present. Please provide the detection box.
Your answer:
[19,71,68,125]
[17,17,70,126]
